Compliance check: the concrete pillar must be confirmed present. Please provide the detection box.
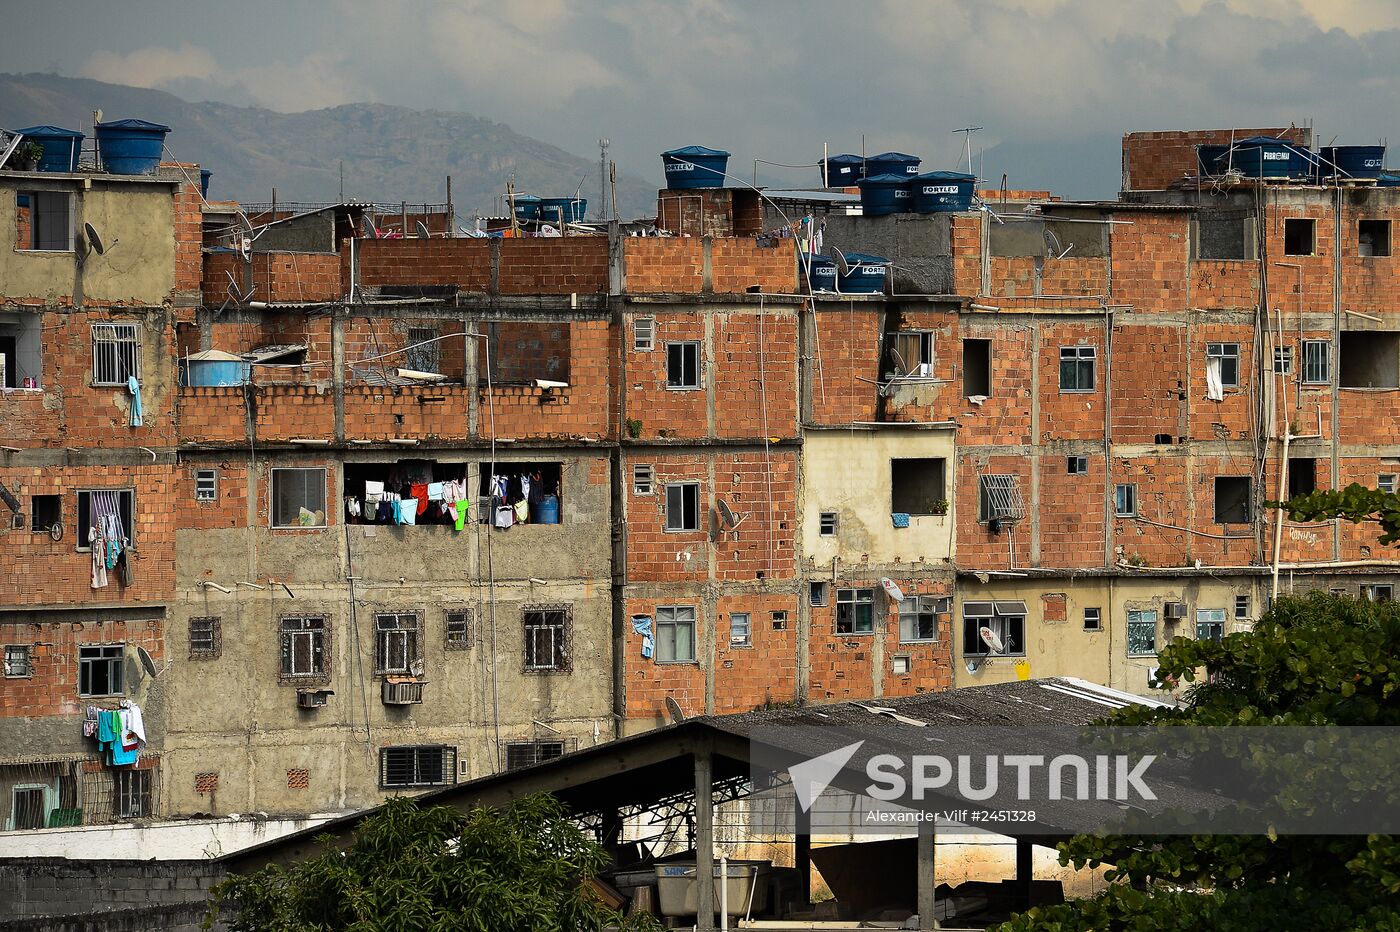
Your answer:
[1015,837,1033,911]
[795,799,812,907]
[695,748,716,932]
[916,816,937,930]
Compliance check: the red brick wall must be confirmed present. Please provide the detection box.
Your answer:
[1122,127,1308,191]
[173,463,250,530]
[201,252,342,305]
[171,168,204,294]
[711,239,798,293]
[1109,211,1190,313]
[625,240,703,292]
[354,239,492,290]
[498,241,608,294]
[0,617,164,719]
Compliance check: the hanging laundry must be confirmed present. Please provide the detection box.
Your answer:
[1205,356,1224,402]
[345,496,361,519]
[410,483,429,515]
[454,499,471,532]
[400,499,419,526]
[494,504,515,529]
[90,527,108,589]
[514,499,530,524]
[427,482,444,502]
[631,615,655,659]
[127,376,143,427]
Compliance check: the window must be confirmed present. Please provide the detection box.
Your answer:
[18,191,72,251]
[194,469,218,502]
[1196,608,1226,642]
[523,607,569,671]
[1114,483,1137,517]
[810,581,829,607]
[632,464,654,495]
[1084,607,1102,631]
[1273,346,1293,375]
[1234,595,1251,619]
[1359,219,1391,257]
[1284,218,1316,256]
[76,489,134,552]
[1067,456,1088,475]
[188,617,221,660]
[0,309,43,388]
[1127,610,1158,656]
[891,655,912,676]
[114,769,152,820]
[380,745,456,788]
[279,616,327,679]
[962,601,1026,656]
[729,612,751,648]
[374,612,422,675]
[1302,340,1331,384]
[30,494,60,532]
[664,482,700,532]
[963,338,992,396]
[666,341,700,389]
[405,327,440,374]
[1192,214,1253,260]
[1364,584,1394,603]
[819,512,838,536]
[1206,343,1240,388]
[1379,474,1399,494]
[892,331,933,377]
[1339,331,1400,388]
[504,740,565,771]
[771,611,788,631]
[656,606,697,662]
[78,644,124,697]
[890,458,946,515]
[4,645,31,678]
[271,468,327,528]
[836,588,875,634]
[634,317,655,351]
[445,609,471,650]
[1214,476,1252,524]
[91,323,140,386]
[1288,458,1316,496]
[899,596,945,643]
[11,786,47,830]
[978,474,1024,522]
[1059,346,1096,392]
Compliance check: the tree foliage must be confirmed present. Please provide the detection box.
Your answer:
[1275,483,1400,545]
[209,793,662,932]
[996,593,1400,932]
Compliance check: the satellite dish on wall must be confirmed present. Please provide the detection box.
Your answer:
[665,696,686,723]
[830,246,851,276]
[979,626,1006,653]
[84,222,106,255]
[716,498,747,531]
[880,577,906,602]
[415,220,431,239]
[135,646,161,679]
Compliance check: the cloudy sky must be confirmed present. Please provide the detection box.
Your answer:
[5,0,1400,197]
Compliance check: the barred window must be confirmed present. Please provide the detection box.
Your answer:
[91,323,140,386]
[1302,340,1331,385]
[114,769,152,820]
[380,745,456,788]
[504,740,565,771]
[188,617,221,660]
[279,615,327,679]
[445,609,471,650]
[375,612,422,675]
[523,607,569,671]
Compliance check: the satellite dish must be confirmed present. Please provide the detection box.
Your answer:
[363,214,379,238]
[415,220,431,239]
[665,696,686,723]
[48,521,63,542]
[829,246,851,276]
[83,222,111,255]
[135,646,160,679]
[979,626,1006,653]
[880,577,906,602]
[716,498,747,531]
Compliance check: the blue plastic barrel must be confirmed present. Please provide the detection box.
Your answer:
[16,125,84,172]
[661,145,730,189]
[536,494,560,524]
[912,171,976,212]
[1221,136,1294,178]
[858,173,914,216]
[511,195,541,221]
[865,151,921,177]
[94,119,171,175]
[537,197,588,224]
[1320,145,1386,180]
[182,358,251,387]
[820,154,865,186]
[199,169,212,198]
[837,252,889,294]
[800,253,838,291]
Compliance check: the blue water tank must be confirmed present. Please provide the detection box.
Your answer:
[1220,136,1294,178]
[1320,145,1387,180]
[181,352,250,387]
[199,169,212,198]
[1196,144,1229,176]
[661,145,730,189]
[94,119,171,175]
[837,252,889,294]
[536,494,560,525]
[537,197,588,224]
[511,195,541,220]
[800,253,838,291]
[820,154,865,186]
[858,173,914,216]
[16,125,84,172]
[912,171,976,213]
[865,151,921,177]
[1378,172,1400,188]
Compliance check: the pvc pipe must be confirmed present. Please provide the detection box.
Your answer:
[719,855,728,931]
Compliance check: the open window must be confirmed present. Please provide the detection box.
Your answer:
[0,311,42,389]
[1284,219,1316,257]
[271,468,326,528]
[343,459,485,526]
[1339,331,1399,388]
[15,191,72,251]
[76,489,133,551]
[962,601,1026,656]
[1214,476,1252,524]
[1359,220,1391,257]
[890,331,933,377]
[478,462,563,526]
[963,338,991,397]
[1288,458,1316,496]
[664,481,700,532]
[891,458,946,515]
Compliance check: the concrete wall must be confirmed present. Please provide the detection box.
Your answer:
[0,857,223,930]
[0,815,327,859]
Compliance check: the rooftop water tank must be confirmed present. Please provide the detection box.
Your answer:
[181,350,250,387]
[15,125,84,172]
[837,252,889,294]
[799,253,838,291]
[1378,172,1400,188]
[1220,136,1294,179]
[820,154,865,186]
[511,195,541,221]
[1320,145,1386,181]
[94,119,171,175]
[912,171,976,213]
[865,152,921,177]
[662,146,730,190]
[199,169,212,198]
[857,173,914,216]
[537,196,588,225]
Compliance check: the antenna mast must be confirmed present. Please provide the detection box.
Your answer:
[599,138,610,221]
[953,126,984,176]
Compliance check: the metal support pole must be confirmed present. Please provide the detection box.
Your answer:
[795,801,812,907]
[695,749,715,932]
[917,816,937,930]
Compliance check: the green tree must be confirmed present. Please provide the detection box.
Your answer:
[209,793,662,932]
[1277,483,1400,545]
[996,592,1400,932]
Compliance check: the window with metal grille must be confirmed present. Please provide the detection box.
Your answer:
[891,331,933,377]
[1067,456,1088,475]
[1302,340,1331,384]
[809,581,829,606]
[1059,345,1096,392]
[4,645,31,678]
[634,317,655,351]
[374,612,422,674]
[76,489,134,552]
[633,464,654,495]
[379,745,456,788]
[91,323,140,386]
[836,588,875,635]
[962,601,1027,656]
[20,191,73,251]
[1196,608,1226,642]
[79,644,124,696]
[656,606,697,662]
[1114,483,1137,517]
[819,512,838,536]
[729,612,751,648]
[665,482,700,531]
[445,609,470,650]
[195,469,218,502]
[1206,343,1240,387]
[11,786,46,830]
[271,468,326,528]
[188,617,221,660]
[1084,607,1102,631]
[279,616,327,680]
[1273,346,1293,375]
[504,740,565,771]
[1127,610,1158,656]
[1234,595,1251,619]
[523,607,569,671]
[405,327,440,373]
[899,596,946,643]
[977,475,1025,522]
[114,769,152,820]
[666,341,700,389]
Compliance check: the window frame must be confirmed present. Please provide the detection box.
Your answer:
[819,511,838,536]
[1083,607,1102,631]
[3,645,31,678]
[1114,483,1137,518]
[522,605,570,672]
[1273,346,1293,375]
[90,323,141,386]
[503,740,566,771]
[373,611,423,676]
[1301,340,1331,385]
[20,190,74,252]
[379,745,457,788]
[1283,218,1316,257]
[1206,342,1241,388]
[1378,474,1398,494]
[278,615,329,683]
[961,602,1026,657]
[809,581,830,607]
[655,605,698,663]
[632,464,654,496]
[194,468,218,503]
[1058,345,1097,393]
[1066,456,1088,475]
[78,643,125,697]
[1126,609,1158,657]
[835,588,875,635]
[1358,218,1392,257]
[633,317,655,352]
[114,769,152,820]
[729,612,752,649]
[75,488,135,553]
[892,331,934,377]
[445,608,471,650]
[1195,608,1226,642]
[188,616,221,660]
[664,481,701,532]
[270,467,327,529]
[1234,594,1251,620]
[665,340,701,390]
[898,596,943,643]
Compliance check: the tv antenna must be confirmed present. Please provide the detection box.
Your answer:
[953,126,984,176]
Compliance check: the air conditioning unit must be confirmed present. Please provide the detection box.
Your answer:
[296,688,332,709]
[1164,602,1188,620]
[382,679,424,705]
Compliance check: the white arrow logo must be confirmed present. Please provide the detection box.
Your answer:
[790,741,864,812]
